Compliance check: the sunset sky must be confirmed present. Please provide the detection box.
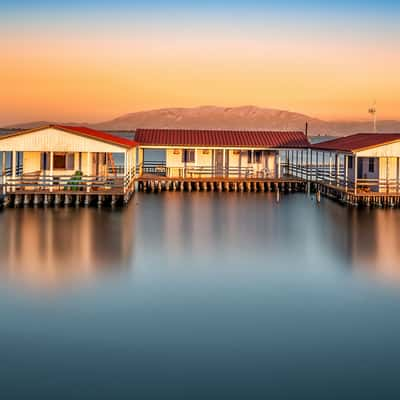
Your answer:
[1,0,400,125]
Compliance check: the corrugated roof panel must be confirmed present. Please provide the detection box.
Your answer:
[55,125,137,148]
[312,133,400,152]
[135,129,309,148]
[0,125,137,148]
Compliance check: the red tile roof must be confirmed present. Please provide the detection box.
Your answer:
[0,125,137,148]
[135,129,309,148]
[55,125,137,148]
[312,133,400,152]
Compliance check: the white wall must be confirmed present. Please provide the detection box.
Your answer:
[357,141,400,158]
[164,148,277,177]
[0,127,131,153]
[21,151,124,177]
[22,152,41,173]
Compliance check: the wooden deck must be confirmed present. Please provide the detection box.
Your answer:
[137,175,306,193]
[317,182,400,207]
[0,173,135,207]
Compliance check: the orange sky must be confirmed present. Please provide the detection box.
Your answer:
[1,5,400,125]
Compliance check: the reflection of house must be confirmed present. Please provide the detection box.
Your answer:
[344,209,400,283]
[312,133,400,193]
[0,125,137,198]
[0,205,135,289]
[136,129,309,178]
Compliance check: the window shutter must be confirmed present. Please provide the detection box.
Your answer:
[67,153,75,170]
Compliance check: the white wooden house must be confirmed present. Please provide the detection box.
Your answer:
[135,129,309,179]
[0,125,137,199]
[311,133,400,193]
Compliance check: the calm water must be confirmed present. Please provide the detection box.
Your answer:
[1,193,400,399]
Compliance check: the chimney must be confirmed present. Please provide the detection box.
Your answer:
[305,122,309,137]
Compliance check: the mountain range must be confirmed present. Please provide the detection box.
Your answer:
[3,106,400,136]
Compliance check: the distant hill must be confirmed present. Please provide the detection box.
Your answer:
[3,106,400,136]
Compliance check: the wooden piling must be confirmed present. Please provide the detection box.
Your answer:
[34,194,41,206]
[14,195,22,207]
[24,194,31,206]
[54,194,61,206]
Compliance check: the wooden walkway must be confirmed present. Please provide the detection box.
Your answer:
[317,182,400,207]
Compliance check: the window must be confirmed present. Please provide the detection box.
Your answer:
[369,158,375,173]
[182,149,195,163]
[348,156,353,169]
[247,150,252,163]
[66,153,75,170]
[247,151,262,164]
[54,153,74,170]
[54,153,66,169]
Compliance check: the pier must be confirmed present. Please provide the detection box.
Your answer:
[0,125,136,208]
[137,175,305,193]
[2,127,400,208]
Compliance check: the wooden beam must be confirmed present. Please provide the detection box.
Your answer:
[354,155,358,195]
[124,150,127,193]
[277,152,281,179]
[2,152,6,195]
[49,151,54,192]
[86,152,91,193]
[12,150,16,193]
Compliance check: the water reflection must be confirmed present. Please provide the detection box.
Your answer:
[2,193,400,398]
[1,193,400,290]
[0,205,135,289]
[329,207,400,283]
[133,192,400,285]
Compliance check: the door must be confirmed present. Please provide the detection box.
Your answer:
[215,150,223,176]
[225,150,229,177]
[357,158,363,179]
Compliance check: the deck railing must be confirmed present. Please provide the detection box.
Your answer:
[138,162,283,179]
[1,171,135,194]
[288,163,400,194]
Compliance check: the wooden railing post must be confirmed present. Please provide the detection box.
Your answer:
[86,152,91,193]
[11,150,16,193]
[354,155,358,195]
[1,152,5,195]
[386,157,389,193]
[277,153,281,179]
[49,151,54,192]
